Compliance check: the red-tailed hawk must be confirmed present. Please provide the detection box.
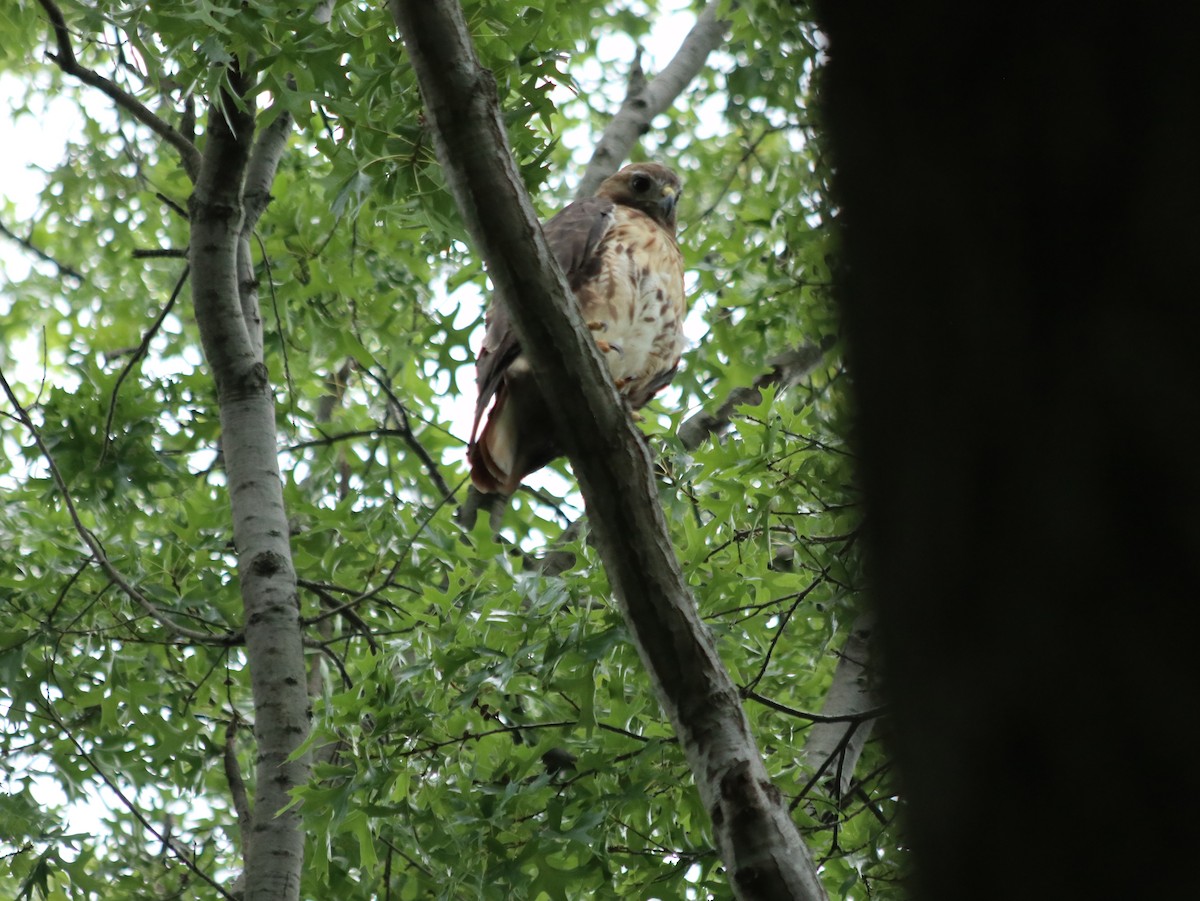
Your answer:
[468,162,688,495]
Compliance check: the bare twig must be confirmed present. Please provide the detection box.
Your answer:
[0,365,240,646]
[357,364,455,500]
[38,695,237,900]
[743,581,823,692]
[0,218,84,282]
[742,688,886,726]
[35,0,201,180]
[100,264,189,460]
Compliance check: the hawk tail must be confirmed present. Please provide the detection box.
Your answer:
[469,388,520,496]
[467,365,559,497]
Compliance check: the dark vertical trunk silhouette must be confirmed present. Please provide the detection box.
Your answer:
[816,5,1200,898]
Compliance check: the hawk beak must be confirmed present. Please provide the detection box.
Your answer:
[658,186,678,219]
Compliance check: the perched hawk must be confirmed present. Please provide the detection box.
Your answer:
[468,162,688,495]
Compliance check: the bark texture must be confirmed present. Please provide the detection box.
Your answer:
[189,74,309,901]
[817,4,1200,898]
[390,3,824,899]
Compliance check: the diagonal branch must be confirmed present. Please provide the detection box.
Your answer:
[679,338,837,450]
[0,217,84,282]
[101,264,189,461]
[243,96,295,234]
[35,0,202,181]
[357,364,455,501]
[575,0,731,197]
[389,3,826,899]
[37,696,237,900]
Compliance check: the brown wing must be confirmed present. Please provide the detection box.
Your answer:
[467,196,618,494]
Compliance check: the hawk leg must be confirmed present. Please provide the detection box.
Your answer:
[587,321,624,354]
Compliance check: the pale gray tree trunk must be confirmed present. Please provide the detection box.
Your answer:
[34,2,312,895]
[801,613,877,801]
[189,69,309,901]
[389,3,827,898]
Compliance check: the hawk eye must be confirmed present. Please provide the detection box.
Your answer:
[630,173,652,193]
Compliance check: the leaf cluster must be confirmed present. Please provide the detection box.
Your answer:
[0,1,904,898]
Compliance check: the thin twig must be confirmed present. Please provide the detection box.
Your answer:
[38,695,236,900]
[0,218,84,282]
[744,580,823,692]
[395,721,576,758]
[100,264,189,461]
[743,688,887,725]
[300,581,381,653]
[340,474,468,615]
[357,364,455,500]
[0,365,240,646]
[155,192,189,220]
[35,0,201,180]
[790,721,860,813]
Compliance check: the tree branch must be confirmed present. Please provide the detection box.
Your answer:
[679,338,836,451]
[744,687,885,726]
[35,0,201,181]
[243,96,294,234]
[101,264,189,461]
[224,716,253,844]
[389,3,825,898]
[0,217,84,282]
[575,0,731,197]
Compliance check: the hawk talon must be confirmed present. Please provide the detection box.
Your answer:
[587,320,608,332]
[595,339,624,355]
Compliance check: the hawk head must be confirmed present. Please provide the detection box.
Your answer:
[596,163,682,234]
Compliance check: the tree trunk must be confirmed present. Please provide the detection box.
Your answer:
[189,74,309,901]
[816,3,1200,897]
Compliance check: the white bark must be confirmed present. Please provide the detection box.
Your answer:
[189,72,309,901]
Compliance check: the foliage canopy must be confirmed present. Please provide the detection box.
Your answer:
[0,1,899,898]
